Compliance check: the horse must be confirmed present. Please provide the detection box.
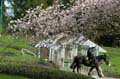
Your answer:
[70,54,110,77]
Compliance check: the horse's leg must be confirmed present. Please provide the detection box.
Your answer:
[70,61,76,72]
[70,62,75,69]
[96,66,102,77]
[88,67,94,76]
[73,64,77,72]
[77,64,81,73]
[99,66,104,77]
[73,65,75,72]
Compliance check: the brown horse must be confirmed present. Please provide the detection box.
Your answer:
[70,54,110,77]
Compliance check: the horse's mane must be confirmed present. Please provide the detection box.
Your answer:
[96,54,106,60]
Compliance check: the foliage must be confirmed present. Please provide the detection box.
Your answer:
[0,61,94,79]
[98,35,120,47]
[9,0,53,19]
[8,0,120,41]
[2,0,8,28]
[0,26,4,33]
[2,0,54,27]
[0,74,30,79]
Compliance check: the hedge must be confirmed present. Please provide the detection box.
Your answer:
[0,62,94,79]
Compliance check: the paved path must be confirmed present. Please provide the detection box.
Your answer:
[81,71,119,79]
[92,76,119,79]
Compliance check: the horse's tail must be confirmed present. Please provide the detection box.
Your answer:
[70,62,74,69]
[70,56,77,69]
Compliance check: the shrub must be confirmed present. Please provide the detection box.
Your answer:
[0,61,94,79]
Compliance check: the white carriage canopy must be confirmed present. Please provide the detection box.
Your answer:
[81,40,107,53]
[80,40,107,56]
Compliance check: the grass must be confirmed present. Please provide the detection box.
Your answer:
[0,55,39,62]
[0,35,37,52]
[0,46,21,55]
[0,35,52,63]
[102,58,120,74]
[0,34,37,56]
[0,35,28,47]
[0,74,30,79]
[103,47,120,53]
[101,46,120,75]
[0,34,40,64]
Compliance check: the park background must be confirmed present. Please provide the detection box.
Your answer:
[0,0,120,79]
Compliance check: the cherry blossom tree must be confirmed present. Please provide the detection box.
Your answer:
[8,0,120,41]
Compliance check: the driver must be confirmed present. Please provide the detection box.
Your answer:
[87,46,96,62]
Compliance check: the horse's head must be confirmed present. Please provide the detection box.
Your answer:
[103,54,111,67]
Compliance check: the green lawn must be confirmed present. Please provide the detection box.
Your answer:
[102,57,120,74]
[0,55,39,62]
[102,47,120,75]
[0,74,30,79]
[0,46,22,55]
[0,35,52,64]
[103,47,120,54]
[0,35,37,52]
[0,35,38,62]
